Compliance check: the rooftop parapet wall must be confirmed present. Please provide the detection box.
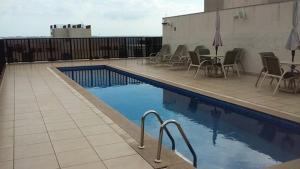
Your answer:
[163,0,299,74]
[205,0,292,12]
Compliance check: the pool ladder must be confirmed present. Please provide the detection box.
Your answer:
[138,110,197,168]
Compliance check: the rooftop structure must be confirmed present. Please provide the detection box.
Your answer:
[50,24,92,38]
[204,0,292,11]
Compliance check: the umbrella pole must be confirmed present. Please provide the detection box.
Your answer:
[215,46,218,56]
[292,50,296,71]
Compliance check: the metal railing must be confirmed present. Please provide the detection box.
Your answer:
[1,37,162,63]
[138,110,197,168]
[155,119,197,168]
[138,110,175,150]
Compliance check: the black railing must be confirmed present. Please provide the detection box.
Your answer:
[0,39,6,84]
[1,37,162,63]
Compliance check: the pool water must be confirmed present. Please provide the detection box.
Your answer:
[60,66,300,169]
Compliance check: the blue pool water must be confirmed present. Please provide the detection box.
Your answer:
[59,66,300,169]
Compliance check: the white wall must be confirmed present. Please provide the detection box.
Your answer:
[163,1,299,73]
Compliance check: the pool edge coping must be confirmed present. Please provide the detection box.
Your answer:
[49,66,195,169]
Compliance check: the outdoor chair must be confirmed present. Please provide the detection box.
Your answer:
[214,50,240,79]
[233,48,245,73]
[194,45,207,56]
[164,45,188,66]
[187,51,213,78]
[259,56,292,95]
[255,52,276,87]
[148,44,170,64]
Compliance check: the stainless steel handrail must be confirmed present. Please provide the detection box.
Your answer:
[154,119,197,168]
[138,110,175,150]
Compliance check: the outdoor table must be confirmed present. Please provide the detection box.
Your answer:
[199,55,224,77]
[279,61,300,93]
[280,61,300,67]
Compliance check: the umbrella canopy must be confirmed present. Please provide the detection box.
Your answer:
[285,0,300,62]
[213,10,223,55]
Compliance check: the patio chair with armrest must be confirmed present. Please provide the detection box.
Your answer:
[214,50,240,79]
[187,51,213,78]
[165,45,188,66]
[148,44,170,64]
[259,56,292,95]
[255,52,276,87]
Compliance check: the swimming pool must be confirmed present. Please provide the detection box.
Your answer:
[59,65,300,169]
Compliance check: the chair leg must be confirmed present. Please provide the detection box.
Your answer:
[255,70,264,87]
[194,67,200,79]
[259,73,268,88]
[273,78,282,95]
[235,64,240,77]
[222,65,227,79]
[187,64,192,72]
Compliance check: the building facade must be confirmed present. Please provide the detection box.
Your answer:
[205,0,292,11]
[50,24,91,38]
[163,0,298,74]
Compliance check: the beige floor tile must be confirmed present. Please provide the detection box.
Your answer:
[0,115,14,122]
[49,129,83,141]
[0,121,14,129]
[70,112,99,120]
[95,142,136,160]
[104,154,153,169]
[0,128,14,137]
[74,118,105,127]
[0,160,13,169]
[61,161,106,169]
[15,125,46,136]
[14,154,59,169]
[15,133,50,146]
[14,118,44,128]
[86,133,124,147]
[80,124,114,136]
[0,136,13,148]
[0,147,13,162]
[52,137,91,153]
[14,142,54,159]
[46,121,77,131]
[14,112,42,120]
[57,148,100,168]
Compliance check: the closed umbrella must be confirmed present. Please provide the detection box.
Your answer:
[285,0,300,64]
[213,10,223,55]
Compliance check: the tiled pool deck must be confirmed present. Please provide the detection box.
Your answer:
[0,58,300,169]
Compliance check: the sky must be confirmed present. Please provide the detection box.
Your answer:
[0,0,204,37]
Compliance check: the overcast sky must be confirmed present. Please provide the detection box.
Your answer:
[0,0,204,37]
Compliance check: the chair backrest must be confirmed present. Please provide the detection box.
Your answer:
[223,50,238,65]
[189,51,200,65]
[173,45,188,59]
[233,48,243,61]
[160,44,170,56]
[265,56,282,76]
[194,46,206,55]
[259,52,276,70]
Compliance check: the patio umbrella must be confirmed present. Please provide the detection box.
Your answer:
[285,0,300,63]
[213,10,223,56]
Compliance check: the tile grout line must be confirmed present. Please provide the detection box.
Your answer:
[24,65,61,169]
[13,65,16,169]
[40,66,111,169]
